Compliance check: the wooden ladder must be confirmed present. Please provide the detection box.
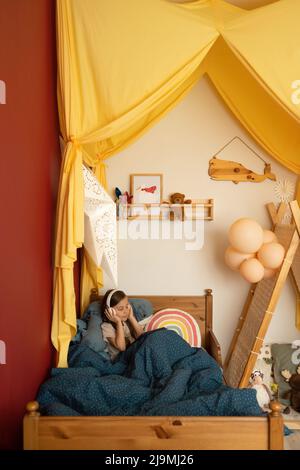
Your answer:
[224,201,300,388]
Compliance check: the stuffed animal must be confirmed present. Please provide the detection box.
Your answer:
[249,370,273,411]
[167,193,192,220]
[123,191,133,204]
[281,366,300,413]
[115,187,122,200]
[169,192,192,205]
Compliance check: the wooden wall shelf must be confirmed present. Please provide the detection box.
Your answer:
[117,199,214,221]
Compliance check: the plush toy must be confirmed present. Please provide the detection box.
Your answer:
[169,192,192,205]
[249,370,273,411]
[115,187,122,200]
[281,366,300,413]
[123,191,133,204]
[165,193,192,220]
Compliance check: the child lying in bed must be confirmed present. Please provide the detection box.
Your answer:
[101,289,144,360]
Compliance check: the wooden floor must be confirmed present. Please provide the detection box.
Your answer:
[285,431,300,450]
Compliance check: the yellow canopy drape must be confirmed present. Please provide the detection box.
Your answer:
[221,0,300,124]
[54,0,300,367]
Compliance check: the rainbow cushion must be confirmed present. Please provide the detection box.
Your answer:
[146,308,201,348]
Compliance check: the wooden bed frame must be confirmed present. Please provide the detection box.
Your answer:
[23,289,283,450]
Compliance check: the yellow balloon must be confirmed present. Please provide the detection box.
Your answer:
[257,242,285,269]
[263,229,278,244]
[224,246,254,271]
[239,258,265,283]
[229,218,264,254]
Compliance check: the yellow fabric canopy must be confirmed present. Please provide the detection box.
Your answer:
[206,36,300,175]
[53,0,300,366]
[222,0,300,124]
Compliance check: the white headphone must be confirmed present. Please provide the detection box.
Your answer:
[106,289,119,308]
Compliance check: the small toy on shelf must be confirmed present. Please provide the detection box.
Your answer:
[114,187,133,205]
[115,187,134,219]
[123,191,133,204]
[169,193,192,205]
[115,187,122,200]
[114,187,122,218]
[168,192,192,220]
[117,195,127,219]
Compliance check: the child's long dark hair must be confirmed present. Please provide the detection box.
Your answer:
[101,289,127,325]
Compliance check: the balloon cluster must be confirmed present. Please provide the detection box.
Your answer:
[225,218,285,283]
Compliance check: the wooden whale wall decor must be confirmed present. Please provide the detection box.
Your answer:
[208,157,277,184]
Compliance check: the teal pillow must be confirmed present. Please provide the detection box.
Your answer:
[80,298,153,353]
[81,301,107,354]
[129,298,153,322]
[71,319,87,343]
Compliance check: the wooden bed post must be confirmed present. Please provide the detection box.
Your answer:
[90,288,99,303]
[269,401,284,450]
[205,288,213,335]
[205,289,222,366]
[23,401,40,450]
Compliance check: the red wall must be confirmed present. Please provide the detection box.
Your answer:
[0,0,60,449]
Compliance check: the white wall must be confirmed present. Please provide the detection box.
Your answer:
[103,75,299,357]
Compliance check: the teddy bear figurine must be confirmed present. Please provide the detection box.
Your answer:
[281,366,300,413]
[167,193,192,220]
[249,370,273,411]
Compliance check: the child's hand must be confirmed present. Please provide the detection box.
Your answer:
[105,307,121,324]
[128,304,135,321]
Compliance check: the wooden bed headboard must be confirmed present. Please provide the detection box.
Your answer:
[89,288,213,349]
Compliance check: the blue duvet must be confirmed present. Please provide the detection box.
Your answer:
[37,329,262,417]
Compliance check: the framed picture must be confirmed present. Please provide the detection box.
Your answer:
[130,174,163,205]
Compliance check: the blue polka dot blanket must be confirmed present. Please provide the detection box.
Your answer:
[37,329,262,417]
